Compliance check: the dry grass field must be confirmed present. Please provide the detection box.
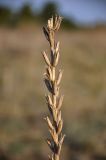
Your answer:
[0,25,106,160]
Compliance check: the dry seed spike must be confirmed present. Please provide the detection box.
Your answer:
[42,16,65,160]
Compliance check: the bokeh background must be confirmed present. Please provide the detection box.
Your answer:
[0,0,106,160]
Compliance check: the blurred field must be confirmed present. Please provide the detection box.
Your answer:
[0,25,106,160]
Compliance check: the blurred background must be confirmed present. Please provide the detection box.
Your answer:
[0,0,106,160]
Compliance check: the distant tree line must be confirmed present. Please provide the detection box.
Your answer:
[0,2,77,29]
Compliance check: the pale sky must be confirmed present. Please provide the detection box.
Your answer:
[0,0,106,25]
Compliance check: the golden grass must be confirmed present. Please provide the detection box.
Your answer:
[42,16,65,160]
[0,25,106,159]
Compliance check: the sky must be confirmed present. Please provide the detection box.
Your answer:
[0,0,106,25]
